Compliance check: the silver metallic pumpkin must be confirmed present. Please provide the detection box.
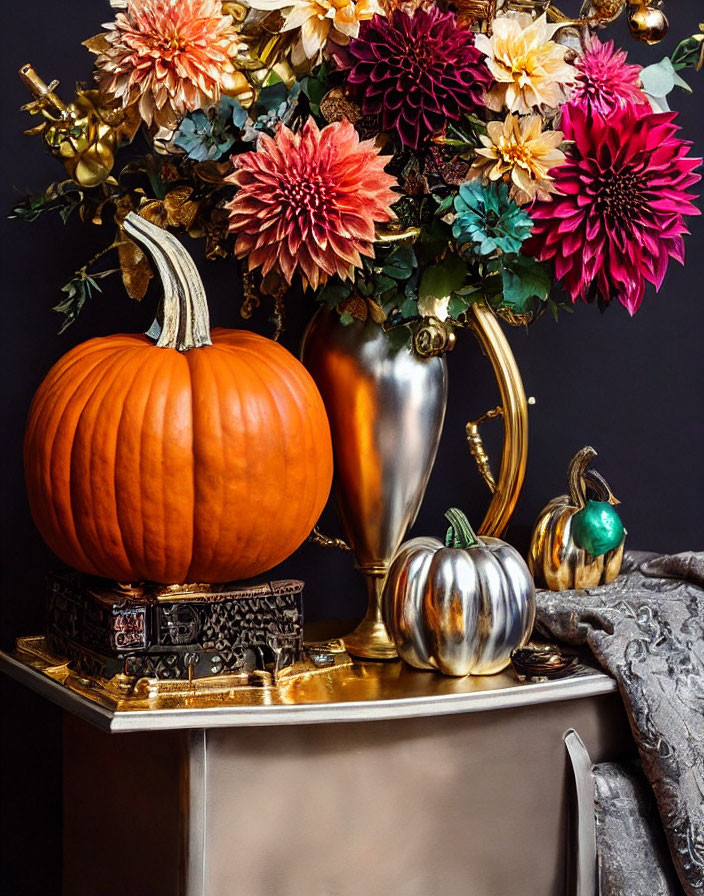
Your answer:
[383,509,536,677]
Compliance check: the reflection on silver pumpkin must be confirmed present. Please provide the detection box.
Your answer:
[383,514,536,677]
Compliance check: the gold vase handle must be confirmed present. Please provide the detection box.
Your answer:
[466,304,530,539]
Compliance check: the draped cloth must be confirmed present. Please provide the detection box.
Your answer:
[535,552,704,895]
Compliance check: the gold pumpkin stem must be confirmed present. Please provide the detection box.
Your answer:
[122,212,212,352]
[584,468,621,506]
[567,446,598,510]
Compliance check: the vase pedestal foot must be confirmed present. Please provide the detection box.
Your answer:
[344,570,398,660]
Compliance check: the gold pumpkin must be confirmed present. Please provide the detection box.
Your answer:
[529,447,626,591]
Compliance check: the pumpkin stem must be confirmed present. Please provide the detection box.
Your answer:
[444,508,480,549]
[122,212,212,352]
[584,468,621,506]
[567,446,597,510]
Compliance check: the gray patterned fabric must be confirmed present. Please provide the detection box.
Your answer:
[593,762,682,896]
[535,551,704,896]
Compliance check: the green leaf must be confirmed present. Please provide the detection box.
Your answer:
[448,294,470,319]
[374,275,398,294]
[671,36,704,72]
[318,280,352,307]
[339,311,355,326]
[10,182,84,223]
[386,325,412,351]
[418,256,467,303]
[500,256,551,310]
[399,296,418,318]
[53,269,105,332]
[381,245,416,280]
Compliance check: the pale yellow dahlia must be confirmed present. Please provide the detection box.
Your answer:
[248,0,383,66]
[93,0,243,136]
[469,113,566,205]
[475,13,576,114]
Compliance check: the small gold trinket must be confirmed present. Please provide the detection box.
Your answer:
[627,3,669,44]
[511,645,578,682]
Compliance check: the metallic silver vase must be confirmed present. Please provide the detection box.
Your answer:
[302,308,448,659]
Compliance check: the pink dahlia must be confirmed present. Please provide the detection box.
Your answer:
[525,103,701,315]
[347,8,492,150]
[571,34,648,117]
[93,0,242,134]
[226,118,398,290]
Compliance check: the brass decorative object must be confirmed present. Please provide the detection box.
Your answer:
[383,508,536,677]
[19,64,139,187]
[529,447,626,591]
[302,308,448,660]
[627,2,669,45]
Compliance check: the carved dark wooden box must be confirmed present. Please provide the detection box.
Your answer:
[46,571,304,681]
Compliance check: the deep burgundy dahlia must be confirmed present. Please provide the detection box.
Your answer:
[525,103,701,315]
[347,8,492,150]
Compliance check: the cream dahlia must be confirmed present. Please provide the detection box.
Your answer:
[469,113,566,205]
[475,13,576,115]
[571,34,648,117]
[248,0,383,66]
[92,0,242,135]
[226,118,398,290]
[525,103,701,314]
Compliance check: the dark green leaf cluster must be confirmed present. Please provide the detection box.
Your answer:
[10,182,84,224]
[317,242,418,322]
[54,269,107,333]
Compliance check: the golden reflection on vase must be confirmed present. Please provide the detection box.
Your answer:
[302,309,448,660]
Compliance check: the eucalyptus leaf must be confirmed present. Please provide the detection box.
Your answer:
[640,57,692,113]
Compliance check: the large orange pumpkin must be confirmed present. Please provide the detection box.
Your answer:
[24,213,333,584]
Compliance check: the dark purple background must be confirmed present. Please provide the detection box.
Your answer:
[2,2,703,892]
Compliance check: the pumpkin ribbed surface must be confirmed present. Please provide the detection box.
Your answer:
[24,328,333,584]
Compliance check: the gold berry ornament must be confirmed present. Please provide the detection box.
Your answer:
[627,2,669,44]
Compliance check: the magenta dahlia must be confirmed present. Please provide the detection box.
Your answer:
[571,34,648,117]
[346,8,492,150]
[525,103,701,315]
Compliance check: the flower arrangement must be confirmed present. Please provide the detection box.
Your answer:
[14,0,703,342]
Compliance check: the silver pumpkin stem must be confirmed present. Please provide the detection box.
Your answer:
[444,507,480,549]
[122,211,212,352]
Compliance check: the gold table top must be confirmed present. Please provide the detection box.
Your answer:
[0,633,616,734]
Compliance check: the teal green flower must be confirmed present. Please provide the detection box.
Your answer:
[453,182,533,257]
[174,97,247,162]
